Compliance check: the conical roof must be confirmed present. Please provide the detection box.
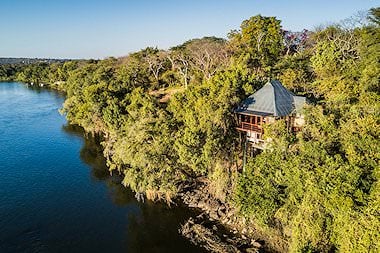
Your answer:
[236,80,303,117]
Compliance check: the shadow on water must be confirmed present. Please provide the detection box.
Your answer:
[62,124,109,181]
[26,84,65,95]
[62,124,205,253]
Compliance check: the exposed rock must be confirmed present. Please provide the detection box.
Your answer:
[180,218,244,253]
[246,248,260,253]
[179,180,266,252]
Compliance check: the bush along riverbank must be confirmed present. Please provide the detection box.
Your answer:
[3,10,380,252]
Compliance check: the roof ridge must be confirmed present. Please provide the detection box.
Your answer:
[272,80,294,117]
[270,81,278,116]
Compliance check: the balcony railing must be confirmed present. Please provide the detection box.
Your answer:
[236,122,263,133]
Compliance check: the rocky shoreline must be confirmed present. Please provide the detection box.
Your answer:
[178,180,287,253]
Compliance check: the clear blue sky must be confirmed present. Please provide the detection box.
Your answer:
[0,0,378,59]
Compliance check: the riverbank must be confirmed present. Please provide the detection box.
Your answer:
[0,82,206,253]
[3,82,276,252]
[178,179,287,253]
[17,81,285,252]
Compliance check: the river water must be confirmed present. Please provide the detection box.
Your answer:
[0,82,203,253]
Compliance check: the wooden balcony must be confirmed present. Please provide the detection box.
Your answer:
[236,122,263,133]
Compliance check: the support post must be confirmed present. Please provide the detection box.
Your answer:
[243,136,247,173]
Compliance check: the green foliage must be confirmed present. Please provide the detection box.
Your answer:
[110,88,180,201]
[275,52,314,94]
[235,16,380,252]
[168,67,247,175]
[0,64,20,81]
[4,10,379,252]
[229,15,283,77]
[235,150,286,225]
[368,7,380,26]
[208,161,236,202]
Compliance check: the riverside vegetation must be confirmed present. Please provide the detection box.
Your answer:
[1,9,379,252]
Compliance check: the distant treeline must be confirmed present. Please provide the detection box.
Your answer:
[0,57,69,65]
[2,8,379,253]
[0,58,70,82]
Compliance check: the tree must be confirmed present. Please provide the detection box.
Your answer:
[144,48,169,86]
[183,37,230,80]
[368,7,380,26]
[168,67,246,176]
[108,88,180,202]
[283,29,311,55]
[229,15,284,77]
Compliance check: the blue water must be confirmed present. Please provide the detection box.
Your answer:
[0,82,201,253]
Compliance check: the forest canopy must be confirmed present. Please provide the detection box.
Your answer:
[1,8,379,253]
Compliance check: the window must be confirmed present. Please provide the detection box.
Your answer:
[257,116,261,125]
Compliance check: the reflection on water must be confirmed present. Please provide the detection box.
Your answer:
[62,125,109,181]
[0,82,203,253]
[63,124,204,253]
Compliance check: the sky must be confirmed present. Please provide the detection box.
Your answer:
[0,0,378,59]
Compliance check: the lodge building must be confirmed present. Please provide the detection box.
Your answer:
[235,80,306,149]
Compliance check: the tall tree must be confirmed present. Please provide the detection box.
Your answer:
[229,15,284,77]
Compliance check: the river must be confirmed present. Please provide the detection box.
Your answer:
[0,82,203,252]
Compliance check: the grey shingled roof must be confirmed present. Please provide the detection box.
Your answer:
[236,80,305,117]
